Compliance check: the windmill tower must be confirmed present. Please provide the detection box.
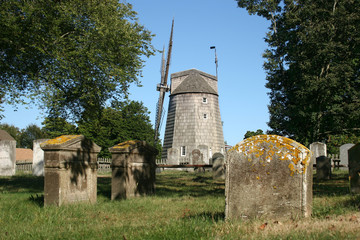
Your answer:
[162,69,225,164]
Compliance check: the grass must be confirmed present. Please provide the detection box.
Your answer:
[0,170,359,239]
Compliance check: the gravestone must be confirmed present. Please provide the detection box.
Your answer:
[340,143,354,168]
[348,144,360,194]
[41,135,100,206]
[32,139,50,176]
[316,156,331,180]
[0,130,16,176]
[212,152,225,179]
[310,142,327,159]
[198,145,209,164]
[110,140,158,200]
[167,148,179,165]
[225,135,312,220]
[191,149,203,164]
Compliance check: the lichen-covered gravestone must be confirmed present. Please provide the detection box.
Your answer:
[348,144,360,194]
[32,139,50,176]
[41,135,101,206]
[225,135,312,220]
[0,130,16,176]
[110,140,158,200]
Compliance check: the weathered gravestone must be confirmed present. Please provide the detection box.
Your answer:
[348,144,360,194]
[198,145,209,164]
[191,149,203,164]
[167,148,179,165]
[310,142,327,159]
[212,152,225,179]
[340,143,355,168]
[32,139,50,176]
[110,140,158,200]
[225,135,312,220]
[316,156,331,180]
[41,135,100,206]
[0,130,16,176]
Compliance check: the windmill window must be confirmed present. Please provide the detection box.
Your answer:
[202,97,207,103]
[181,146,186,156]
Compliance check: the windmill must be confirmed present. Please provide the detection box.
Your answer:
[154,19,174,143]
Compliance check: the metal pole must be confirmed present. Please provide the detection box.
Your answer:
[210,46,218,79]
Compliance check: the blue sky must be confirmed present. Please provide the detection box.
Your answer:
[1,0,271,146]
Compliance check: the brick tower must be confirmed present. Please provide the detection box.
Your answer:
[162,69,225,164]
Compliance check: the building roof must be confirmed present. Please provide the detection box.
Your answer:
[0,130,15,141]
[16,148,33,162]
[171,69,217,95]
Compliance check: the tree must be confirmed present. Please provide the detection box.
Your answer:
[236,0,360,146]
[244,129,264,139]
[78,100,159,158]
[41,117,78,139]
[19,124,47,149]
[0,1,155,121]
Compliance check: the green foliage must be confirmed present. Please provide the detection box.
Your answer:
[78,100,159,158]
[19,124,47,149]
[236,0,360,146]
[0,0,155,121]
[244,129,264,139]
[41,117,78,139]
[326,134,360,154]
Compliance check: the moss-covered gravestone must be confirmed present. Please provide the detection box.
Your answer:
[41,135,101,206]
[225,135,312,220]
[110,140,158,200]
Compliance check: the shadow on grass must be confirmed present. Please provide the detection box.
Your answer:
[155,171,225,198]
[313,171,350,197]
[0,175,44,193]
[186,211,225,222]
[97,176,111,199]
[29,194,44,207]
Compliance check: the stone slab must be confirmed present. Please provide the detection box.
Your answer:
[32,139,50,176]
[225,135,312,220]
[316,156,331,180]
[340,143,355,168]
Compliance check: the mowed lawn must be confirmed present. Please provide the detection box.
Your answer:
[0,170,359,239]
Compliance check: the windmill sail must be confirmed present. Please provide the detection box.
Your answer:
[154,19,174,142]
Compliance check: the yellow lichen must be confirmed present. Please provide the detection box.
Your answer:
[112,140,142,149]
[230,135,311,176]
[42,135,81,146]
